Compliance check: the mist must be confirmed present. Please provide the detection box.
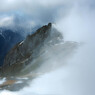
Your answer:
[0,0,95,95]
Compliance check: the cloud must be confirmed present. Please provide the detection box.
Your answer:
[0,0,71,25]
[0,15,14,27]
[0,0,94,27]
[0,0,94,26]
[0,0,95,95]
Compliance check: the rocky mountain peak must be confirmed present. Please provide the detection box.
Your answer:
[0,23,63,76]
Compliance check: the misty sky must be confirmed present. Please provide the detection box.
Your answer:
[0,0,95,95]
[0,0,94,27]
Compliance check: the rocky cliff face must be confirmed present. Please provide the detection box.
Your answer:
[0,23,63,76]
[0,29,24,66]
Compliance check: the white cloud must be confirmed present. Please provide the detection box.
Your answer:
[0,0,95,95]
[0,15,14,27]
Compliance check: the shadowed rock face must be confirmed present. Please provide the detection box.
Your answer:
[0,23,63,76]
[0,29,24,66]
[0,23,78,91]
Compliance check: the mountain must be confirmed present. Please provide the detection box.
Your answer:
[0,23,63,76]
[0,23,78,91]
[0,29,24,66]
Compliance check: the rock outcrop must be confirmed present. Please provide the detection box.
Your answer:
[0,29,24,66]
[0,23,63,76]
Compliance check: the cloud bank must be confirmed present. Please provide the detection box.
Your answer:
[0,0,95,95]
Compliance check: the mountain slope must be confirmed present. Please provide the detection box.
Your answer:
[0,29,24,66]
[0,23,63,76]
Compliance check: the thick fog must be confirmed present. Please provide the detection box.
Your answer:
[0,0,95,95]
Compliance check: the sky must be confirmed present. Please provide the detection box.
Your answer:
[0,0,94,28]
